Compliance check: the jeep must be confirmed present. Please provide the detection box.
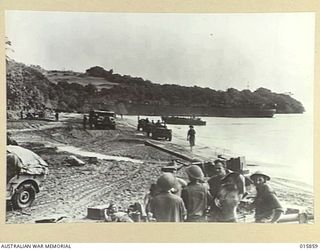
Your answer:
[150,124,172,141]
[89,110,116,130]
[7,145,49,209]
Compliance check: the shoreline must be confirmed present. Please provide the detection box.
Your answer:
[122,116,314,214]
[124,115,313,187]
[6,113,313,223]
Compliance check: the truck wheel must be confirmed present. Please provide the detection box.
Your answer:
[12,184,36,209]
[168,135,172,141]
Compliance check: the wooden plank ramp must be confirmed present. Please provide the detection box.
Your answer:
[144,140,211,163]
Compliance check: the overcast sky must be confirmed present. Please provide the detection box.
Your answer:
[5,11,315,111]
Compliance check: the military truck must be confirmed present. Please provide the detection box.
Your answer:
[137,118,172,141]
[137,118,149,131]
[7,145,49,209]
[150,124,172,141]
[89,110,116,130]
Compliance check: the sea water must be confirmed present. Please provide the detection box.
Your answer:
[125,113,313,186]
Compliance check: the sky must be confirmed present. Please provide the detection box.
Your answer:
[5,11,315,112]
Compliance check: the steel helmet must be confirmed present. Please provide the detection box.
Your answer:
[156,173,176,191]
[250,171,271,181]
[185,165,204,181]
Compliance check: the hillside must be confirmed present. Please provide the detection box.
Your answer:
[45,70,118,90]
[6,60,59,110]
[6,60,305,116]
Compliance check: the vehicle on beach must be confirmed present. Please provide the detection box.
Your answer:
[162,116,206,126]
[150,125,172,141]
[6,145,49,209]
[137,119,153,137]
[137,118,149,131]
[21,109,58,121]
[89,110,116,129]
[137,118,172,141]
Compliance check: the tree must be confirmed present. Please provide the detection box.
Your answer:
[5,37,14,60]
[85,83,97,96]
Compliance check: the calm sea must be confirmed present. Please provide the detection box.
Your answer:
[125,113,313,185]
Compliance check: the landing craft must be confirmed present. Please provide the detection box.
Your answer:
[161,116,206,125]
[207,107,277,118]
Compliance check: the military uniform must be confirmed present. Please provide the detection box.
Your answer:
[150,192,186,222]
[187,128,196,146]
[254,183,284,222]
[181,182,212,222]
[149,173,187,222]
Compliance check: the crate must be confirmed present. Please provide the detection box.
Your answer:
[226,156,246,173]
[87,205,109,220]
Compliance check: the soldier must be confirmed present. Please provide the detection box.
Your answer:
[144,183,159,218]
[89,110,94,129]
[181,165,212,222]
[104,203,133,223]
[208,159,246,222]
[250,171,284,223]
[187,125,196,152]
[161,161,187,197]
[55,111,59,121]
[83,115,87,130]
[149,173,186,222]
[208,159,246,198]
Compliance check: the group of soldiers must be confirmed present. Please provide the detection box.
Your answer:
[138,118,167,128]
[142,160,284,223]
[104,159,284,223]
[137,117,168,138]
[20,109,59,121]
[83,112,96,130]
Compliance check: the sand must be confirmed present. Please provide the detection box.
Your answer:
[6,113,313,224]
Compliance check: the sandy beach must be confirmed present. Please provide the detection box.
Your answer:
[6,113,313,224]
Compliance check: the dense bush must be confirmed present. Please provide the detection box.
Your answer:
[7,62,305,114]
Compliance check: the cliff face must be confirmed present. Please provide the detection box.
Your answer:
[6,61,305,116]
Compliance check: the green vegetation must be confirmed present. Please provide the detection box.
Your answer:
[85,66,304,113]
[6,62,305,114]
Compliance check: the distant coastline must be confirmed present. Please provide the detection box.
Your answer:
[119,104,277,118]
[7,60,305,116]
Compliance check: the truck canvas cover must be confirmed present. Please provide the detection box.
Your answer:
[7,145,49,176]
